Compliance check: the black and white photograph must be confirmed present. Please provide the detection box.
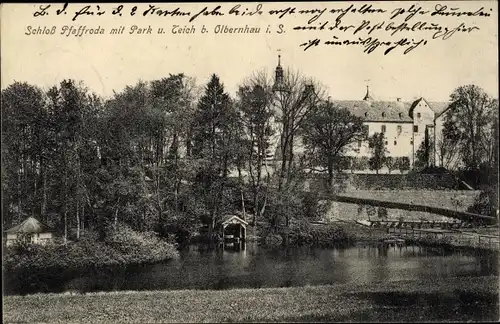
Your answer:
[1,1,499,322]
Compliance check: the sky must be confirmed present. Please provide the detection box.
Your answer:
[1,1,498,102]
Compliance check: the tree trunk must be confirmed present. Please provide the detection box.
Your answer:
[63,163,68,245]
[209,211,216,243]
[327,158,334,191]
[241,190,246,222]
[114,206,119,227]
[41,160,47,223]
[252,190,258,225]
[279,126,289,190]
[76,200,80,240]
[17,170,22,223]
[82,203,85,233]
[174,181,179,213]
[287,133,295,182]
[64,208,68,245]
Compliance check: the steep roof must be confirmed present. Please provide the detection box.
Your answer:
[4,217,53,234]
[408,98,451,119]
[332,98,450,122]
[430,101,452,118]
[221,215,249,226]
[333,100,413,122]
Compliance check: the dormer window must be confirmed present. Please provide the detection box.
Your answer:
[382,112,386,118]
[364,112,368,117]
[399,113,402,118]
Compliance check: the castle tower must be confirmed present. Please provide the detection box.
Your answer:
[272,54,289,93]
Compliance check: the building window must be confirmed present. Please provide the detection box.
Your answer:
[385,141,388,145]
[413,125,418,132]
[358,140,362,148]
[397,125,402,135]
[363,125,369,137]
[417,112,421,118]
[394,140,397,145]
[410,140,413,145]
[381,125,386,133]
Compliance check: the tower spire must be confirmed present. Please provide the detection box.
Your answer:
[273,51,287,92]
[363,81,373,101]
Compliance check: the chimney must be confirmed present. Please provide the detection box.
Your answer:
[397,97,402,102]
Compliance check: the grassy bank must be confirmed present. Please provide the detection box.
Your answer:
[4,276,498,323]
[340,190,479,211]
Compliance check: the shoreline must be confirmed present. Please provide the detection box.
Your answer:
[4,276,498,323]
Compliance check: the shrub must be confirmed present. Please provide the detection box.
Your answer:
[377,207,388,219]
[395,157,411,173]
[283,221,353,247]
[310,225,351,246]
[4,224,178,274]
[352,157,369,171]
[467,189,497,217]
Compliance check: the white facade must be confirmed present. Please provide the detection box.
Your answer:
[267,81,449,172]
[344,121,415,160]
[6,232,53,246]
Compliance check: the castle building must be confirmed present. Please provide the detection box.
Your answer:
[269,56,451,172]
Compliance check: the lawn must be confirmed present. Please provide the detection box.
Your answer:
[325,190,481,223]
[4,276,498,323]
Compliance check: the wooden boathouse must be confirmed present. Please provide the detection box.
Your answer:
[221,215,248,243]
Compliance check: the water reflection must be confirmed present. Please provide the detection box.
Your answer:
[4,243,498,295]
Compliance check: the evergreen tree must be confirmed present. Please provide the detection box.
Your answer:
[368,133,388,174]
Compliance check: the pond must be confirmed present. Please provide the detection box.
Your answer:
[5,242,497,295]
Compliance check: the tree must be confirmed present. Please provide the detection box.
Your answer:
[1,82,48,226]
[395,157,410,173]
[149,74,198,215]
[270,67,326,188]
[368,133,387,174]
[236,81,275,225]
[384,157,396,174]
[366,205,376,221]
[302,101,364,189]
[435,131,461,171]
[47,80,102,242]
[377,207,388,219]
[191,74,240,239]
[414,126,434,171]
[443,85,498,171]
[352,157,369,172]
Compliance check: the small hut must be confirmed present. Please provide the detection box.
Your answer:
[4,217,55,246]
[220,215,248,243]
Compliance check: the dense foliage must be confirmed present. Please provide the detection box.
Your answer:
[4,224,178,273]
[2,72,497,250]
